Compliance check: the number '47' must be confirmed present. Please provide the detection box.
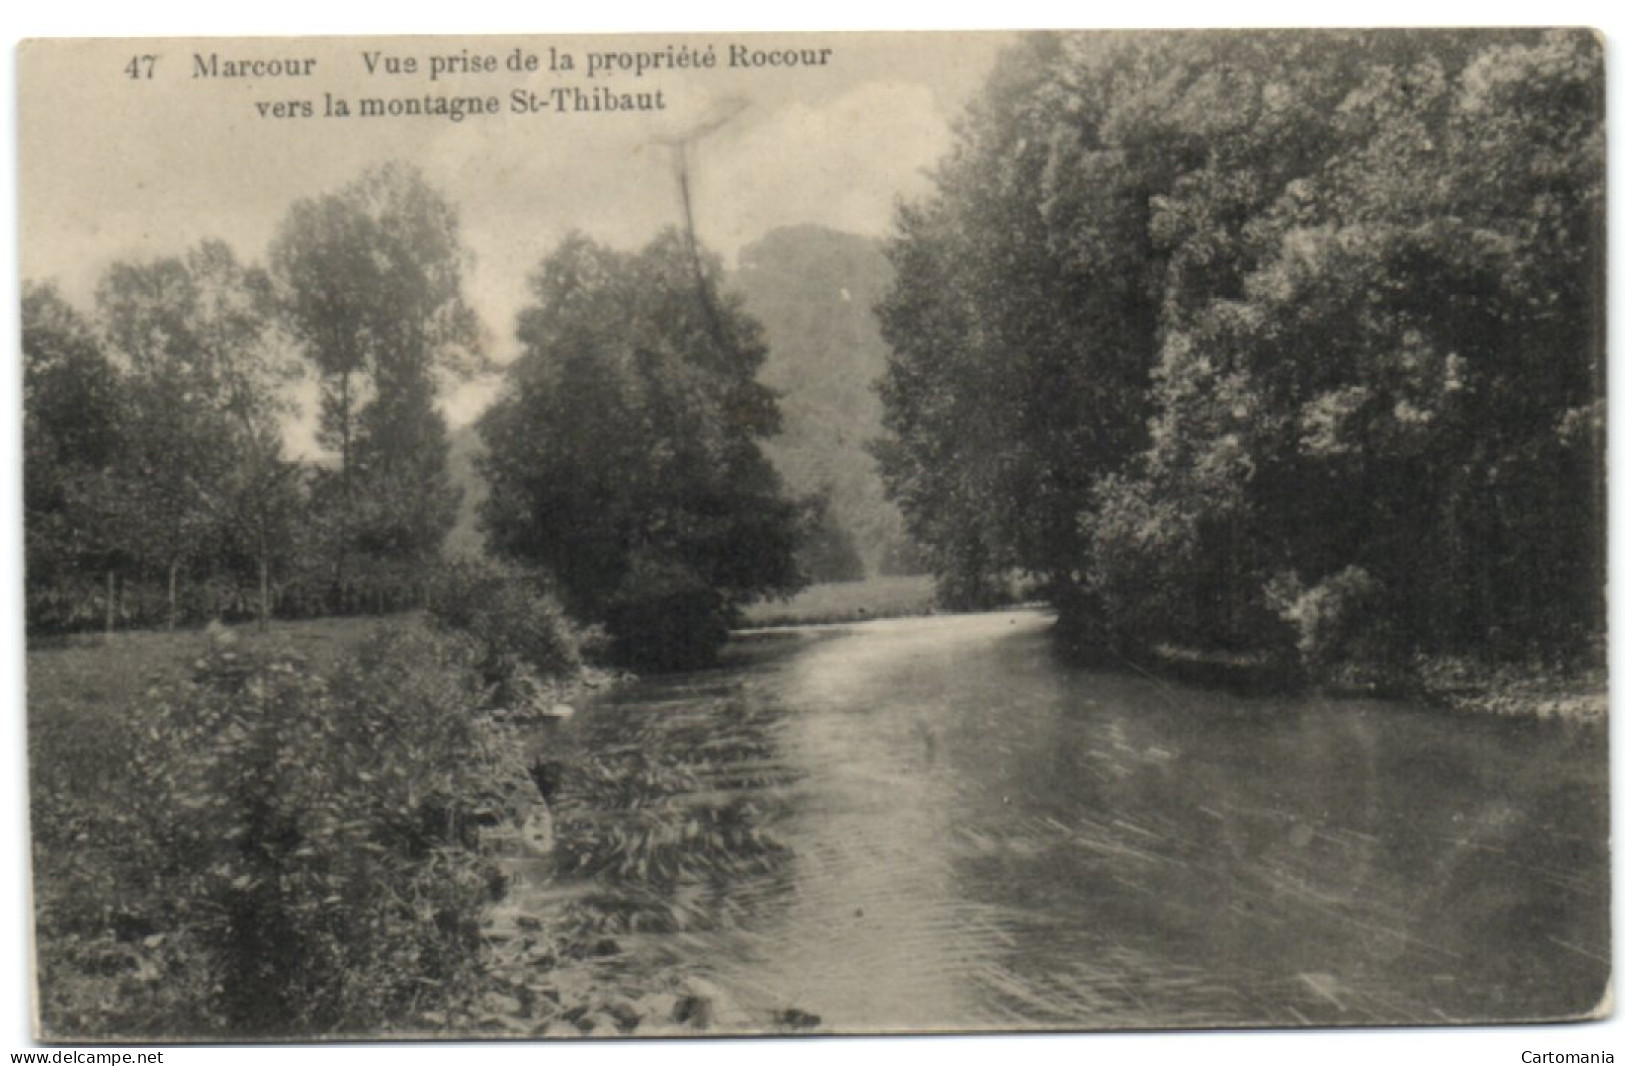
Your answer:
[125,55,157,79]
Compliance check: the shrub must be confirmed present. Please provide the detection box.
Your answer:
[922,533,1011,613]
[33,626,534,1038]
[602,559,733,672]
[428,560,585,706]
[1085,476,1205,652]
[1265,566,1403,684]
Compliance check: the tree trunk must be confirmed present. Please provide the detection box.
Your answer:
[258,532,270,634]
[168,560,179,631]
[104,569,116,639]
[336,369,353,616]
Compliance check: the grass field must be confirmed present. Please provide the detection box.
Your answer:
[26,615,403,786]
[24,579,945,769]
[25,580,943,738]
[28,614,399,700]
[740,574,939,629]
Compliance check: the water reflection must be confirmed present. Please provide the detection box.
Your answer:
[534,610,1608,1031]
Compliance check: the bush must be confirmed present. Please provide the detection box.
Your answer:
[923,533,1012,613]
[1265,566,1404,684]
[794,490,866,584]
[428,560,586,706]
[32,626,534,1038]
[1085,476,1206,652]
[604,559,733,672]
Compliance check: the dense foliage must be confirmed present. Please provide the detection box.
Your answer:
[271,163,486,613]
[875,30,1604,674]
[427,558,591,706]
[478,230,803,669]
[23,165,480,633]
[24,240,301,632]
[22,284,127,619]
[30,626,535,1037]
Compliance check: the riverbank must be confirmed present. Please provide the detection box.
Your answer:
[741,574,937,628]
[25,615,814,1038]
[1415,656,1608,720]
[1056,624,1607,721]
[26,605,1606,1036]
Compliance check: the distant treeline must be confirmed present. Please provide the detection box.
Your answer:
[873,30,1604,675]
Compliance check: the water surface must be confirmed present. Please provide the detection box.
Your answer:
[541,609,1609,1032]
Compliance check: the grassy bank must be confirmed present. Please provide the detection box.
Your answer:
[27,616,399,846]
[1416,655,1608,720]
[741,574,938,628]
[29,615,499,1038]
[28,615,389,721]
[1142,645,1607,719]
[26,612,812,1038]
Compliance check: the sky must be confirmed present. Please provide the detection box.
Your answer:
[18,32,1011,448]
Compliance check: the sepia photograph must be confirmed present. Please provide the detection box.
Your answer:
[12,23,1610,1048]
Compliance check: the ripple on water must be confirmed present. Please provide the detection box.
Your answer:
[522,610,1609,1032]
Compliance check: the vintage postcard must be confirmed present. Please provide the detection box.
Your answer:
[17,30,1608,1043]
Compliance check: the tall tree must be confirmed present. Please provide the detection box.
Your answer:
[479,230,801,669]
[269,163,484,605]
[1087,29,1603,661]
[876,33,1171,611]
[94,239,298,628]
[876,29,1603,668]
[22,283,127,630]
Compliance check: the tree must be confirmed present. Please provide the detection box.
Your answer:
[875,33,1171,613]
[22,283,127,630]
[94,240,298,630]
[1086,29,1603,663]
[794,486,866,584]
[872,200,1016,609]
[876,29,1603,670]
[479,230,802,669]
[270,163,484,608]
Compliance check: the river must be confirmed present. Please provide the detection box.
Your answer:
[534,608,1608,1033]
